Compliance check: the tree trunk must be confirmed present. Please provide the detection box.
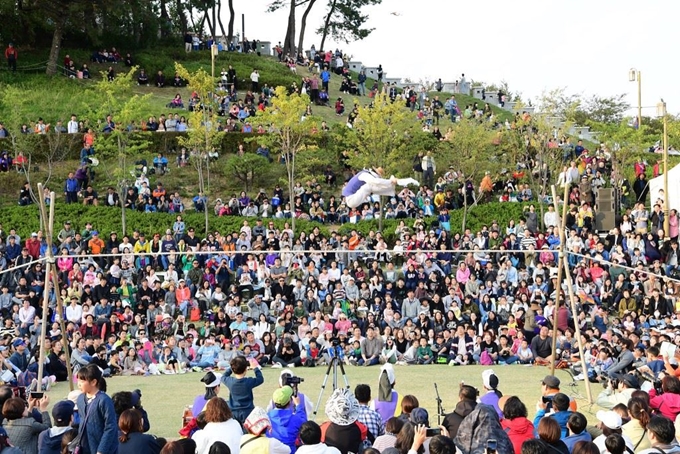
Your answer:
[205,12,214,38]
[217,0,227,41]
[297,0,317,58]
[462,182,468,232]
[227,0,235,44]
[46,16,64,76]
[177,0,188,35]
[288,154,296,237]
[283,0,296,58]
[121,183,127,235]
[319,0,337,51]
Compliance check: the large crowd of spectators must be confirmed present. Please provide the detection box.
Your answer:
[1,38,680,454]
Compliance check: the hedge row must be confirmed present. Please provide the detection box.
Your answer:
[2,202,532,243]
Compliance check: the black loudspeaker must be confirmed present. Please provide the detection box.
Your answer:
[597,187,617,214]
[595,211,616,231]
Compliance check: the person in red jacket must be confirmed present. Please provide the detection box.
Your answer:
[500,396,535,454]
[5,43,17,72]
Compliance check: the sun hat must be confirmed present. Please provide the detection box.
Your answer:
[325,388,360,425]
[200,371,222,388]
[244,407,271,435]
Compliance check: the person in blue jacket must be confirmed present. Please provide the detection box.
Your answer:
[533,392,572,438]
[74,364,118,454]
[268,386,307,453]
[221,356,264,424]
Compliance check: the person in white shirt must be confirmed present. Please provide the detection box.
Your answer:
[543,205,560,229]
[250,69,260,91]
[66,297,83,324]
[67,114,79,134]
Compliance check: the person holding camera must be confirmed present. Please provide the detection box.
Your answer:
[267,369,314,415]
[268,386,308,453]
[649,374,680,421]
[596,373,639,410]
[3,395,51,454]
[221,356,264,425]
[272,335,303,368]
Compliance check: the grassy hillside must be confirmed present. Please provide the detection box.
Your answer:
[0,46,510,127]
[0,47,514,206]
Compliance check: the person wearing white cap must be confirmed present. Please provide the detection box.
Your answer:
[479,369,503,418]
[593,410,634,453]
[191,371,223,417]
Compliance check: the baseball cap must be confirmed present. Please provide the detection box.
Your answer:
[52,400,75,424]
[409,407,429,425]
[611,373,640,389]
[273,386,294,406]
[541,375,560,388]
[12,339,25,348]
[596,410,623,430]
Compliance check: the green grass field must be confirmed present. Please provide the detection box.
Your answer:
[45,364,600,438]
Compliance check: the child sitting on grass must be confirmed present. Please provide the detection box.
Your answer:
[222,356,264,424]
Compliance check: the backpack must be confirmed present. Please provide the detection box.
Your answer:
[479,350,494,366]
[190,307,201,322]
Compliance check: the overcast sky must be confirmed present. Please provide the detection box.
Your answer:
[230,0,672,115]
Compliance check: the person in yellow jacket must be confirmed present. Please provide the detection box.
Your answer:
[240,407,291,454]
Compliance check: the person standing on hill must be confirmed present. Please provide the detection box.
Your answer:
[5,43,17,72]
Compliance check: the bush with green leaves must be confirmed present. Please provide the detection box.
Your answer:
[3,205,330,240]
[4,198,537,245]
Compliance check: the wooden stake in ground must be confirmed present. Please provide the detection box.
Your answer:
[35,184,56,390]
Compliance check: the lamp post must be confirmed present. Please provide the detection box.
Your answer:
[629,69,642,129]
[657,100,669,235]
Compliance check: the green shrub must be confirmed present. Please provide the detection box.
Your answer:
[3,202,537,243]
[2,205,330,240]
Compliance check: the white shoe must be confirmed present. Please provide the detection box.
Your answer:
[574,373,584,381]
[164,370,172,375]
[271,363,282,369]
[288,363,296,368]
[448,360,455,366]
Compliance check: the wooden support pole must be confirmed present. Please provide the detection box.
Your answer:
[36,184,55,389]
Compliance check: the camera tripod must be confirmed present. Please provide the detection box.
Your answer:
[312,349,350,420]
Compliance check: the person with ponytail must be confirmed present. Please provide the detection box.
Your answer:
[480,369,503,418]
[622,396,652,452]
[370,363,403,423]
[118,409,161,454]
[74,364,118,454]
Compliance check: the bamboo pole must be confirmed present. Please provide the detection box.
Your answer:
[549,184,569,374]
[561,253,594,404]
[50,269,73,390]
[36,184,55,390]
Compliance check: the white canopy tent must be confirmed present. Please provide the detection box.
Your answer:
[648,162,680,210]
